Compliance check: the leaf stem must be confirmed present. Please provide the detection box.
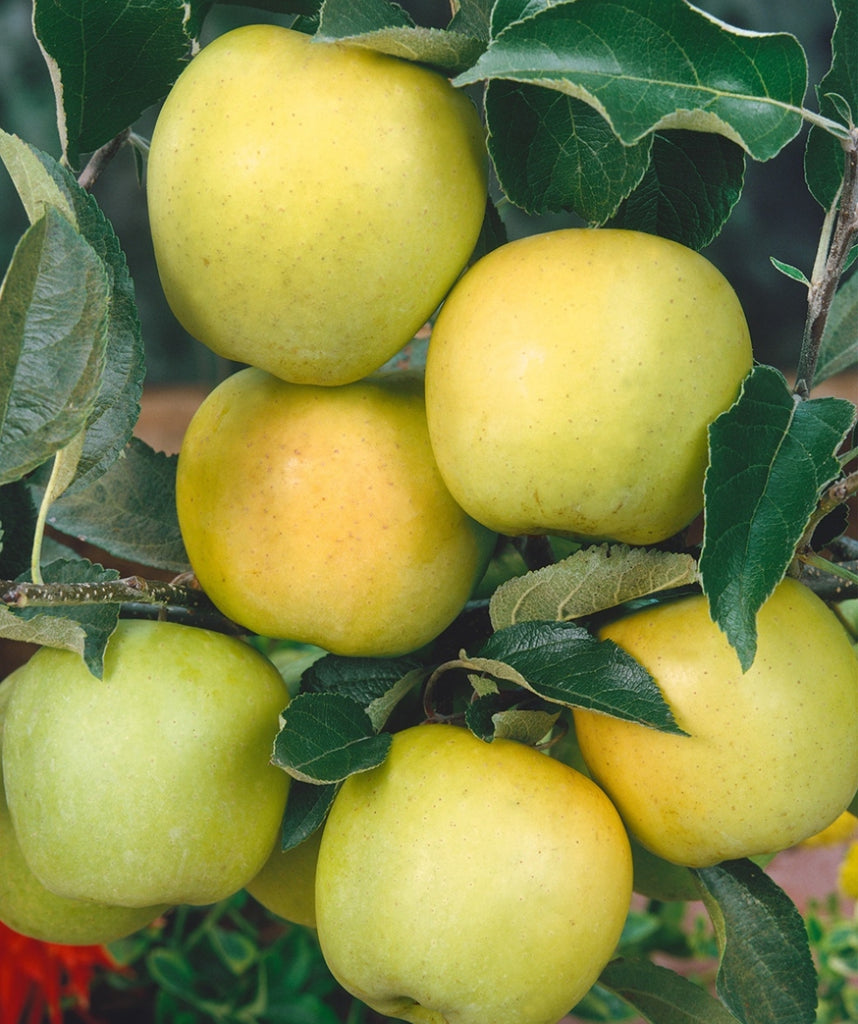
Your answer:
[76,129,131,191]
[794,128,858,398]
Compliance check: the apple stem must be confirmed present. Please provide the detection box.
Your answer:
[76,129,131,191]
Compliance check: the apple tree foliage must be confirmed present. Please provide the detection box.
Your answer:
[1,0,858,1022]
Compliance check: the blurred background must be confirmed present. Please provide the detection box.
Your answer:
[0,0,840,391]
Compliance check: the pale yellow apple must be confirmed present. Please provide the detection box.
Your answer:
[245,826,323,929]
[175,368,496,657]
[147,23,487,386]
[425,228,753,545]
[573,578,858,868]
[315,723,632,1024]
[2,619,290,908]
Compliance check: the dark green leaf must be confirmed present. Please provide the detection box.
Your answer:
[457,0,807,162]
[696,859,817,1024]
[805,0,856,209]
[449,0,492,43]
[318,0,412,36]
[33,0,209,167]
[485,80,651,222]
[700,365,855,669]
[278,779,338,851]
[272,692,392,784]
[599,957,740,1023]
[815,267,858,383]
[474,620,684,732]
[607,131,746,250]
[0,482,38,579]
[209,927,258,975]
[9,558,121,678]
[36,438,189,573]
[0,210,110,486]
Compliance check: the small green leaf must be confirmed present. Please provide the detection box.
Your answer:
[489,544,698,631]
[209,927,258,975]
[805,0,857,209]
[317,0,412,36]
[607,131,746,250]
[0,209,110,486]
[696,859,817,1024]
[272,692,392,784]
[33,0,208,167]
[485,80,652,222]
[474,620,684,732]
[278,779,338,851]
[770,257,810,286]
[700,365,855,669]
[457,0,807,163]
[598,957,740,1023]
[815,267,858,384]
[37,438,190,573]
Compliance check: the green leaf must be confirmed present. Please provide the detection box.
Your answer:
[456,0,807,163]
[0,131,146,493]
[700,365,855,670]
[272,692,392,784]
[7,558,121,678]
[278,779,338,851]
[32,0,209,167]
[465,699,559,745]
[485,80,651,222]
[0,482,38,579]
[299,652,425,732]
[209,927,258,975]
[318,0,413,36]
[449,0,493,43]
[36,438,190,573]
[770,257,810,287]
[473,620,684,732]
[696,859,817,1024]
[489,544,698,631]
[805,0,856,209]
[598,957,740,1023]
[607,131,746,250]
[0,603,85,655]
[0,209,110,486]
[815,268,858,383]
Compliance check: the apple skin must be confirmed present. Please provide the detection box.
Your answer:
[2,619,290,908]
[573,578,858,868]
[175,368,496,657]
[315,723,633,1024]
[147,24,487,386]
[425,228,753,545]
[245,826,323,930]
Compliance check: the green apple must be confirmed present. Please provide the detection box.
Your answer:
[245,826,323,930]
[315,723,632,1024]
[425,228,753,545]
[175,368,496,657]
[147,23,487,386]
[573,578,858,868]
[2,619,290,908]
[0,679,169,944]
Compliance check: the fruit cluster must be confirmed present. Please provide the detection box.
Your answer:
[3,21,858,1024]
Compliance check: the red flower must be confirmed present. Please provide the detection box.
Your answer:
[0,920,118,1024]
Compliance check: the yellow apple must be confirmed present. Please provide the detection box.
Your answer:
[175,367,496,657]
[2,619,290,908]
[573,578,858,868]
[425,228,753,545]
[147,23,487,386]
[315,723,632,1024]
[245,826,323,930]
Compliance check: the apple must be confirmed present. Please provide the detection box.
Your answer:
[0,678,169,944]
[175,368,496,657]
[147,23,487,386]
[424,228,753,545]
[573,578,858,868]
[245,826,323,930]
[2,619,290,908]
[315,723,632,1024]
